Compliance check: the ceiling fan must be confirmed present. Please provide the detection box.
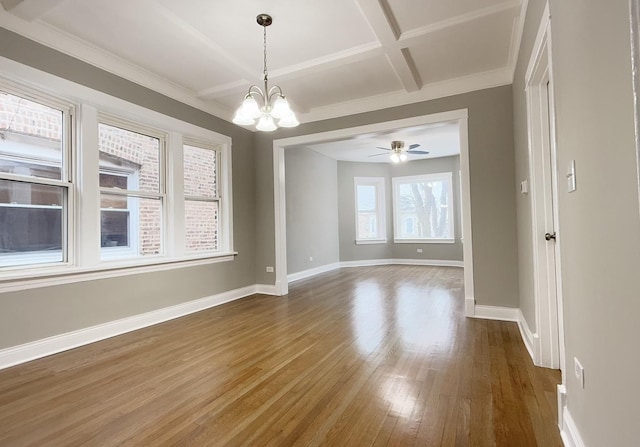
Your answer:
[368,140,429,163]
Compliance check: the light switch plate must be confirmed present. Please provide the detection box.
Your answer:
[520,179,529,194]
[567,160,576,192]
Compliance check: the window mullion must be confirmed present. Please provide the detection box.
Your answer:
[167,132,185,258]
[76,104,101,267]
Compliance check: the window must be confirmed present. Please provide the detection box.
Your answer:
[0,74,234,281]
[183,142,219,252]
[0,89,72,268]
[392,172,454,243]
[98,120,164,260]
[354,177,386,243]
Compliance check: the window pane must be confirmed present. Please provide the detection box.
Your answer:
[183,144,216,197]
[98,123,159,193]
[100,194,162,258]
[396,178,451,239]
[357,212,378,239]
[0,91,64,181]
[185,200,218,251]
[356,184,376,212]
[0,179,64,266]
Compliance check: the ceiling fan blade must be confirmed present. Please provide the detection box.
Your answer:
[407,150,430,154]
[368,153,389,157]
[408,143,421,149]
[375,147,392,151]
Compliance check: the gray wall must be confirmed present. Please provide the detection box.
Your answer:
[285,148,339,274]
[337,156,463,262]
[256,85,518,309]
[0,28,257,349]
[514,1,640,444]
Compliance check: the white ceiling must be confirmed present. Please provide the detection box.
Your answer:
[0,0,526,125]
[296,121,460,163]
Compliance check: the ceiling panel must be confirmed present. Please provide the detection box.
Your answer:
[152,0,376,71]
[408,7,518,84]
[386,0,511,34]
[215,55,402,113]
[42,0,239,90]
[302,121,460,163]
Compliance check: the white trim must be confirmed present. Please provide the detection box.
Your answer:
[517,309,537,362]
[0,283,258,370]
[273,109,474,302]
[465,297,476,317]
[254,284,278,295]
[355,239,387,245]
[339,258,463,268]
[287,262,342,283]
[473,305,519,322]
[393,239,455,244]
[560,404,586,447]
[0,253,236,293]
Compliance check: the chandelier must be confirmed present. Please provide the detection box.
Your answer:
[232,14,299,131]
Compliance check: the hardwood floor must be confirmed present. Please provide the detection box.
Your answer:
[0,266,562,446]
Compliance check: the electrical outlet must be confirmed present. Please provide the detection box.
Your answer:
[574,357,585,388]
[416,248,423,253]
[308,256,313,262]
[266,266,274,273]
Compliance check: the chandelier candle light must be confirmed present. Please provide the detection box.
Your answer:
[232,14,299,131]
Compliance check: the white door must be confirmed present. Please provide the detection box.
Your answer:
[526,10,565,371]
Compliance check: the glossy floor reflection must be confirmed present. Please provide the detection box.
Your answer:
[0,266,562,446]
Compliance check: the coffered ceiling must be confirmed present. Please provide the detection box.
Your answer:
[0,0,526,126]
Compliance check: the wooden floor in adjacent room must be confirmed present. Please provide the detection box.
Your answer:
[0,266,562,446]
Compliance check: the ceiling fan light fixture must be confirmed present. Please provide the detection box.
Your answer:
[390,153,400,163]
[399,153,408,162]
[233,14,299,132]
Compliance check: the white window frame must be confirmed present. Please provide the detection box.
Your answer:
[0,82,75,271]
[354,177,386,244]
[0,62,235,285]
[97,116,166,262]
[392,172,455,244]
[183,138,221,254]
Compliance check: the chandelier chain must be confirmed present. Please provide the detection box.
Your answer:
[263,24,268,82]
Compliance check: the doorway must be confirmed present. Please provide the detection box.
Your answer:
[525,4,565,372]
[272,109,475,316]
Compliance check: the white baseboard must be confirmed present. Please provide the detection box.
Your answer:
[517,309,536,362]
[473,305,519,322]
[287,262,341,283]
[255,284,278,295]
[0,284,259,371]
[560,400,586,447]
[340,258,464,268]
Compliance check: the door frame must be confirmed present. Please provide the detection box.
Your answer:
[525,3,566,373]
[272,109,474,314]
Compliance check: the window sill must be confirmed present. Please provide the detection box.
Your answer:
[355,239,388,245]
[0,251,238,293]
[393,239,456,244]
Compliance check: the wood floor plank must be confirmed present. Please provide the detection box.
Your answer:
[0,266,563,446]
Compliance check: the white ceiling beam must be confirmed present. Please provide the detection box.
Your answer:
[1,0,67,21]
[197,42,385,99]
[354,0,421,92]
